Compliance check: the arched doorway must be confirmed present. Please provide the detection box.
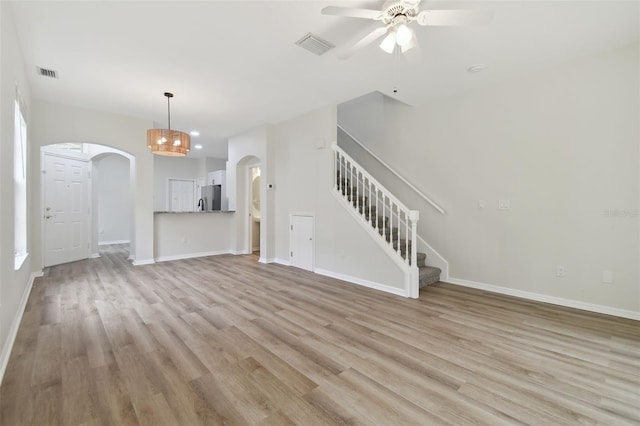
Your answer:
[40,143,134,266]
[235,155,262,259]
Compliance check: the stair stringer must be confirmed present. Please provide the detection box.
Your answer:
[331,189,414,297]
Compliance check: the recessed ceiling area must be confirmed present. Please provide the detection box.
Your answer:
[9,1,639,159]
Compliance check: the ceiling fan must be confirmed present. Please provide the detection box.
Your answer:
[322,0,492,58]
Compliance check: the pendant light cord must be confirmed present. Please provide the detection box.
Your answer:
[164,92,173,130]
[167,95,171,130]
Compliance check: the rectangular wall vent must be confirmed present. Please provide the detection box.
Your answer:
[295,33,334,56]
[37,67,59,79]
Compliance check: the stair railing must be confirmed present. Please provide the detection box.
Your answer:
[334,145,419,293]
[338,125,445,215]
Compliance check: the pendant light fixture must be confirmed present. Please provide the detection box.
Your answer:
[147,92,190,156]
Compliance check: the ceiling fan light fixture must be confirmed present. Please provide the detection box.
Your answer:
[380,31,397,53]
[147,92,190,157]
[401,33,416,53]
[395,24,413,46]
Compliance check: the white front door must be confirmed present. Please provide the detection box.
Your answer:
[43,153,90,267]
[291,215,314,271]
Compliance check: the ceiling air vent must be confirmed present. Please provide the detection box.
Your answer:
[37,67,59,79]
[295,33,334,56]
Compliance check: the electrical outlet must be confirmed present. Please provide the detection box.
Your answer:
[556,265,566,278]
[602,270,613,284]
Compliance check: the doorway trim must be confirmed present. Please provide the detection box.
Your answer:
[248,165,261,258]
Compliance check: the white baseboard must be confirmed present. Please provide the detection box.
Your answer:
[98,240,130,246]
[89,253,100,259]
[259,257,272,264]
[273,258,290,266]
[315,268,406,297]
[0,271,42,386]
[155,250,232,263]
[132,258,155,266]
[447,277,640,321]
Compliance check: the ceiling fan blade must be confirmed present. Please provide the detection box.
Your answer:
[417,9,493,26]
[321,6,383,20]
[401,0,422,7]
[339,26,389,59]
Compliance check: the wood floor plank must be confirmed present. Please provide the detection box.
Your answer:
[1,244,639,425]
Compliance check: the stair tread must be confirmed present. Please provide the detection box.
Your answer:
[419,265,441,278]
[419,265,441,288]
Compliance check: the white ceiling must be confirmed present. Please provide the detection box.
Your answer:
[9,1,639,159]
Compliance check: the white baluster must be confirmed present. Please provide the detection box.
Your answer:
[410,210,419,295]
[368,178,372,223]
[335,150,339,190]
[340,155,344,192]
[382,194,386,237]
[405,211,410,264]
[357,171,361,213]
[349,161,354,202]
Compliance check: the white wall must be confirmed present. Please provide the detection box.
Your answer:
[154,213,234,260]
[196,156,226,186]
[338,91,387,149]
[206,157,226,174]
[95,154,130,244]
[227,125,275,258]
[31,100,155,265]
[0,2,34,381]
[153,156,200,212]
[272,106,406,291]
[338,45,640,315]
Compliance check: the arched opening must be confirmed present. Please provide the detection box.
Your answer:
[40,143,135,266]
[236,155,262,259]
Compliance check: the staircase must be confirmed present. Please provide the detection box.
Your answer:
[334,145,441,295]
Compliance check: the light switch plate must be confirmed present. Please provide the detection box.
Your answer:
[498,199,511,210]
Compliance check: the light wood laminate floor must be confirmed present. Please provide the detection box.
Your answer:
[1,244,639,425]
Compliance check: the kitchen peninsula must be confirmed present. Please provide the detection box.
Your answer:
[154,210,235,262]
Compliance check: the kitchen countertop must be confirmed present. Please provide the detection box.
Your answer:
[154,210,235,214]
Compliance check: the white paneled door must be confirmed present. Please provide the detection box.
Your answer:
[168,179,195,212]
[291,214,314,271]
[43,153,89,267]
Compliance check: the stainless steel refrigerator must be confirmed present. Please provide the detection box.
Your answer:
[201,185,221,211]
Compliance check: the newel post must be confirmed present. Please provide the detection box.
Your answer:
[409,210,420,298]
